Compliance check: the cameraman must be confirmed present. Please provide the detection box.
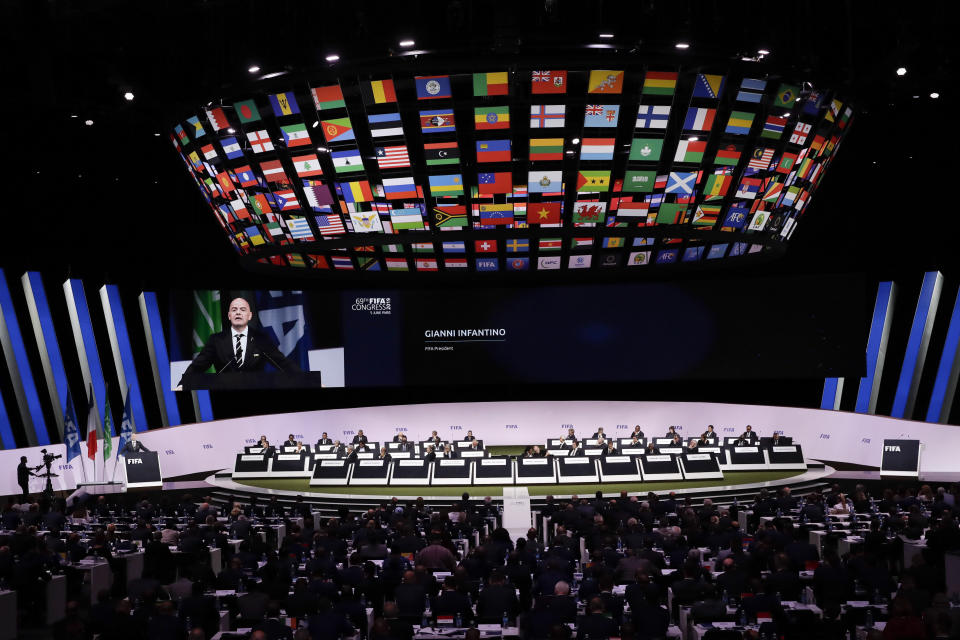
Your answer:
[18,456,35,497]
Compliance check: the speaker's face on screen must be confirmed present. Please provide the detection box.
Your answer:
[228,298,253,331]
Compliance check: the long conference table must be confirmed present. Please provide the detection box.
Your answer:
[232,438,807,485]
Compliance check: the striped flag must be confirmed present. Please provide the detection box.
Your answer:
[315,214,346,235]
[375,145,411,169]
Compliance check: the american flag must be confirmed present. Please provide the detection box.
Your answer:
[375,145,410,169]
[315,214,346,236]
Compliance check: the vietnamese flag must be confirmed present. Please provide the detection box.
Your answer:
[526,202,562,225]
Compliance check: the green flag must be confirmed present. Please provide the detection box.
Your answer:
[102,390,113,462]
[192,290,222,372]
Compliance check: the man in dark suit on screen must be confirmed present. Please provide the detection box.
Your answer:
[122,433,150,454]
[179,297,300,384]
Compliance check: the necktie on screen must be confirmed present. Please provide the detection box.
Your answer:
[235,334,244,365]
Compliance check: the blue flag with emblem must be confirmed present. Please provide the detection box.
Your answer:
[63,388,82,462]
[117,387,134,458]
[253,291,311,370]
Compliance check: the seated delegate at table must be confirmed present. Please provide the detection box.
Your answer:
[439,444,458,459]
[701,425,717,441]
[665,426,679,439]
[352,430,368,445]
[601,441,617,456]
[562,427,577,443]
[396,435,413,452]
[738,425,759,444]
[592,427,607,439]
[645,442,659,455]
[627,435,643,448]
[668,435,682,448]
[344,445,358,463]
[565,440,585,456]
[392,432,405,442]
[255,435,275,455]
[426,431,442,445]
[465,439,483,453]
[463,430,476,442]
[631,425,645,439]
[423,445,437,462]
[283,434,297,447]
[316,432,332,446]
[377,447,392,462]
[687,439,700,451]
[331,440,346,456]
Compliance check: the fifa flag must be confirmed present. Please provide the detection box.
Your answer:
[692,205,720,228]
[321,117,355,143]
[339,180,374,203]
[572,201,607,224]
[580,138,615,161]
[692,73,725,99]
[116,387,134,458]
[528,170,563,193]
[530,105,564,128]
[683,107,716,131]
[725,111,755,135]
[642,71,678,96]
[531,70,567,94]
[63,388,82,462]
[478,172,512,194]
[475,106,509,130]
[476,139,511,163]
[415,75,452,99]
[529,138,564,161]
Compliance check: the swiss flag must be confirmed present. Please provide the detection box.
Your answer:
[474,240,498,253]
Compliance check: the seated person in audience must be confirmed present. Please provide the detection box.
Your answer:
[601,440,617,456]
[668,434,682,447]
[433,576,473,624]
[645,441,659,454]
[392,432,405,442]
[665,425,678,439]
[316,432,332,446]
[423,445,437,462]
[257,435,270,449]
[354,440,372,452]
[427,430,442,445]
[687,438,699,451]
[701,425,717,441]
[377,446,392,462]
[577,597,619,640]
[592,427,606,439]
[440,444,458,459]
[344,445,358,463]
[565,440,584,456]
[596,435,607,449]
[463,430,476,441]
[284,434,297,447]
[294,441,307,454]
[738,424,759,444]
[352,430,368,445]
[631,425,645,439]
[770,432,788,446]
[397,434,413,452]
[466,439,482,452]
[332,440,346,456]
[563,427,576,442]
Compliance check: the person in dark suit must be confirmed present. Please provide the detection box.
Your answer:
[392,433,406,442]
[701,425,717,441]
[577,598,619,640]
[645,442,659,455]
[631,425,645,439]
[466,439,482,452]
[687,439,699,451]
[565,440,584,456]
[601,441,617,457]
[433,576,473,624]
[739,425,759,444]
[628,435,643,448]
[563,427,576,442]
[592,427,606,439]
[316,432,332,446]
[252,601,294,640]
[396,435,413,452]
[665,426,678,438]
[669,435,682,447]
[423,445,437,462]
[463,430,476,442]
[284,434,297,447]
[427,430,442,445]
[344,446,358,464]
[352,430,368,445]
[178,297,301,384]
[378,447,392,462]
[332,440,346,456]
[17,456,34,497]
[122,433,150,453]
[440,444,458,459]
[477,570,519,624]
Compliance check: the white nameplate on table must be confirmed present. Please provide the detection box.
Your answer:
[773,445,798,453]
[241,455,264,462]
[564,458,589,464]
[685,454,712,461]
[523,458,549,465]
[278,454,301,461]
[399,459,424,466]
[359,460,384,467]
[735,447,759,453]
[321,460,345,467]
[439,459,465,466]
[604,456,630,464]
[481,458,507,465]
[645,455,672,462]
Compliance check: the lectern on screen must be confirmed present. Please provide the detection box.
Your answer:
[234,451,270,478]
[516,457,557,484]
[432,459,471,485]
[272,453,310,476]
[350,459,391,485]
[723,445,767,470]
[881,439,921,477]
[598,455,641,482]
[389,459,431,486]
[557,457,598,483]
[638,454,683,481]
[679,453,723,480]
[309,459,350,486]
[766,444,807,470]
[123,451,163,488]
[474,457,514,485]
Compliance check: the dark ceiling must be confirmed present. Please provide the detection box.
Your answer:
[2,0,954,289]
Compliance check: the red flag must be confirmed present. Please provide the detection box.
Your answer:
[85,388,98,460]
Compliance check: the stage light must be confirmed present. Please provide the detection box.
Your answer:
[599,33,614,39]
[326,54,340,62]
[70,114,78,118]
[153,132,160,137]
[248,65,260,73]
[84,119,94,126]
[896,67,907,76]
[675,42,690,49]
[689,137,699,142]
[123,91,134,101]
[399,39,415,47]
[311,120,319,128]
[227,127,235,133]
[571,138,580,144]
[930,92,939,99]
[758,48,771,55]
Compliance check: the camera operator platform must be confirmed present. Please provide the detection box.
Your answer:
[34,448,62,501]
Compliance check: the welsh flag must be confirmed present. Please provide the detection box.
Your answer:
[102,389,113,462]
[85,385,98,460]
[192,290,222,371]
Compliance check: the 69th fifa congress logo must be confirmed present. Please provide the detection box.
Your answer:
[352,297,391,315]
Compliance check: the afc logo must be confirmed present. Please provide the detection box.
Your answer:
[884,445,901,452]
[127,458,143,465]
[449,425,463,430]
[819,434,831,439]
[505,424,518,430]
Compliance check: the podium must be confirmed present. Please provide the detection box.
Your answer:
[123,451,163,488]
[180,371,324,390]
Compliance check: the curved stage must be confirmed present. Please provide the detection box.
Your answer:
[203,463,836,512]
